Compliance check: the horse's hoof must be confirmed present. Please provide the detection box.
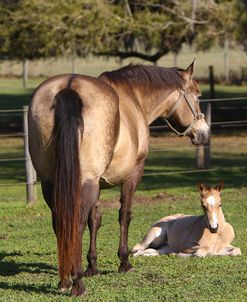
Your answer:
[58,279,72,292]
[118,262,133,273]
[84,266,100,277]
[71,279,86,297]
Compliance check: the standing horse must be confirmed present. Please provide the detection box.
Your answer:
[28,61,210,296]
[132,180,241,257]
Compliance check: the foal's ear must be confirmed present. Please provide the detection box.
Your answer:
[178,59,195,82]
[215,180,224,192]
[198,180,207,192]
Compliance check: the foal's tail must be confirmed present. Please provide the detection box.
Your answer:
[52,88,83,281]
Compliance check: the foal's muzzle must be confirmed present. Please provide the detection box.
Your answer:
[209,225,218,233]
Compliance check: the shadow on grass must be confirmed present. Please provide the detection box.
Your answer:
[146,152,247,171]
[0,160,25,183]
[202,87,247,99]
[0,252,56,277]
[0,90,33,133]
[140,150,247,191]
[0,281,58,295]
[0,251,60,295]
[0,90,33,110]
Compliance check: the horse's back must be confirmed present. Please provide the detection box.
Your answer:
[29,74,120,181]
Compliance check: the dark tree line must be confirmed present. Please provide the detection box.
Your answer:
[0,0,246,85]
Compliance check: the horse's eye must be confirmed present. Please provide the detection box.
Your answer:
[219,204,222,207]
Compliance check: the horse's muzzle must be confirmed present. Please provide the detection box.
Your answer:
[190,120,210,145]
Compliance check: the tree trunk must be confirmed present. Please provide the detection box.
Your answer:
[224,38,229,83]
[173,52,178,66]
[22,59,28,88]
[71,52,76,74]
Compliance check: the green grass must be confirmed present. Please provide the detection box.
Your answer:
[0,191,247,302]
[0,134,247,301]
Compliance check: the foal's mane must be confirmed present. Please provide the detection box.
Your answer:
[100,64,186,92]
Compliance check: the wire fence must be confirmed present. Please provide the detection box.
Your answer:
[0,97,247,202]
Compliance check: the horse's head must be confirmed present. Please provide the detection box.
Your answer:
[163,61,210,145]
[198,180,224,233]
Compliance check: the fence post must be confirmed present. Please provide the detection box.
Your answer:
[23,106,37,204]
[196,66,214,169]
[204,101,211,168]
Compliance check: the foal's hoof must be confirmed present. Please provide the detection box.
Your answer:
[118,262,133,273]
[84,266,100,277]
[71,279,86,297]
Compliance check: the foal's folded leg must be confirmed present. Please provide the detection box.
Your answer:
[217,246,242,256]
[132,226,166,256]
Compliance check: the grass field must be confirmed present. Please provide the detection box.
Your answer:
[0,57,247,300]
[0,132,247,301]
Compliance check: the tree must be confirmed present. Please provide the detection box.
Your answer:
[95,0,208,63]
[0,0,111,85]
[192,0,241,82]
[235,0,247,51]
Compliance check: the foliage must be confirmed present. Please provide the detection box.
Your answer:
[193,0,238,51]
[0,0,111,60]
[0,0,246,63]
[235,0,247,51]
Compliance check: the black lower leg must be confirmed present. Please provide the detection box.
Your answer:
[118,160,145,273]
[85,202,102,277]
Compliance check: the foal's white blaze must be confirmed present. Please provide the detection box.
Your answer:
[206,195,218,229]
[206,195,215,206]
[211,212,218,229]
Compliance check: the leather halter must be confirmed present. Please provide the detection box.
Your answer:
[164,90,204,137]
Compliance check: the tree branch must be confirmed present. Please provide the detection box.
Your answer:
[95,49,169,62]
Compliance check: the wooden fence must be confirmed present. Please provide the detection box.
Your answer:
[0,97,247,203]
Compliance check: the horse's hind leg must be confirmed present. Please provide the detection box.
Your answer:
[118,159,145,273]
[41,181,57,234]
[71,180,100,296]
[41,181,73,291]
[84,201,102,277]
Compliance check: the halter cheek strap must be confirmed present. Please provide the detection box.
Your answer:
[164,90,204,137]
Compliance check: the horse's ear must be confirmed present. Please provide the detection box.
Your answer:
[178,59,195,82]
[215,180,224,192]
[198,180,207,192]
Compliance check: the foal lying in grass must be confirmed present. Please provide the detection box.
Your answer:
[132,181,241,257]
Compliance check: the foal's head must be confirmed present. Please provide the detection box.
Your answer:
[198,180,224,233]
[163,60,210,145]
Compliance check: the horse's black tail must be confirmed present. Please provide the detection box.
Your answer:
[52,88,83,281]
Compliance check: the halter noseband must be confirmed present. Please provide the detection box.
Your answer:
[164,90,204,137]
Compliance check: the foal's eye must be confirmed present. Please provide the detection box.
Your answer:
[219,204,222,207]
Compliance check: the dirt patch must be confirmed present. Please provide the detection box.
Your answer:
[100,191,182,209]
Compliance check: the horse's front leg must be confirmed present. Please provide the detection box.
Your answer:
[118,159,145,273]
[84,201,102,277]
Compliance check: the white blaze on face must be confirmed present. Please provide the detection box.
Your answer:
[206,195,218,229]
[206,195,215,206]
[211,212,218,229]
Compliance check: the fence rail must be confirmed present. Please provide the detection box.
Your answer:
[0,97,247,203]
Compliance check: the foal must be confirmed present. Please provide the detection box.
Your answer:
[132,181,241,257]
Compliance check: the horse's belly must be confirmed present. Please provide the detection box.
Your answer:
[101,155,137,186]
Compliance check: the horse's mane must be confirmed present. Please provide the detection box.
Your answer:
[99,64,186,91]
